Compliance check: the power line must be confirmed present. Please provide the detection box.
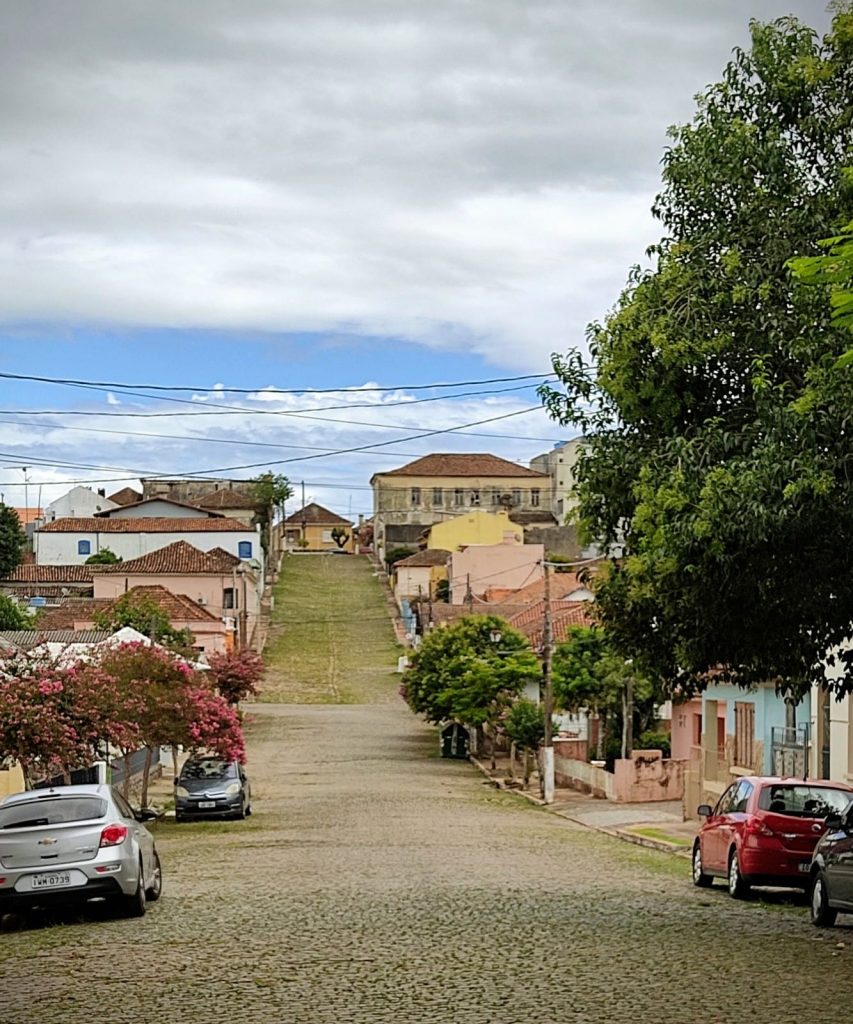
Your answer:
[0,370,550,394]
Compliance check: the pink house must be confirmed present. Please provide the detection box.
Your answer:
[449,543,544,605]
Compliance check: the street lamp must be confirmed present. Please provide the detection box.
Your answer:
[489,628,502,646]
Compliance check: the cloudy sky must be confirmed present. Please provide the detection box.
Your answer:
[0,0,831,515]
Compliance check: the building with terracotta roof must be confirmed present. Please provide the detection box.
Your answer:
[280,503,354,553]
[392,548,450,603]
[88,541,260,646]
[370,453,550,564]
[45,486,117,521]
[107,486,143,506]
[34,516,262,570]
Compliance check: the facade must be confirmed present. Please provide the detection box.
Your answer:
[393,549,450,603]
[281,503,354,552]
[529,437,585,521]
[95,498,219,520]
[371,453,550,564]
[45,486,117,521]
[90,541,261,646]
[34,516,262,568]
[809,649,853,782]
[426,509,522,551]
[449,543,544,605]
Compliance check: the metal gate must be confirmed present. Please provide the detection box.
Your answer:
[771,726,809,779]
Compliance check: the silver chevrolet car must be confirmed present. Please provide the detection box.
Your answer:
[0,784,162,918]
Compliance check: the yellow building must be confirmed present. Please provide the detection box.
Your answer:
[0,763,25,799]
[282,503,355,553]
[427,509,522,551]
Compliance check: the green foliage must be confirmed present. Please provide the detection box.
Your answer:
[251,473,293,557]
[0,593,29,630]
[0,505,25,576]
[638,730,672,758]
[539,8,853,698]
[404,616,540,726]
[93,592,194,650]
[503,698,547,752]
[434,579,450,602]
[386,546,415,568]
[84,547,122,565]
[330,526,350,549]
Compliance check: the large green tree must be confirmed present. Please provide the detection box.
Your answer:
[0,505,26,576]
[250,473,293,559]
[540,9,853,699]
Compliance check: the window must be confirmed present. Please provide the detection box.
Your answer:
[77,540,91,556]
[454,488,464,506]
[0,797,106,829]
[511,489,522,506]
[470,489,480,506]
[223,588,236,610]
[410,487,421,506]
[321,529,334,543]
[531,488,540,507]
[432,487,443,505]
[732,780,753,813]
[238,541,252,559]
[491,489,501,506]
[714,784,738,817]
[757,784,851,818]
[112,791,136,820]
[734,701,755,768]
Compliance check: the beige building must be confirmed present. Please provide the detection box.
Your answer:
[529,437,585,522]
[393,549,450,603]
[370,453,550,564]
[280,503,355,553]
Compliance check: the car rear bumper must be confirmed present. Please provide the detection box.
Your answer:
[175,799,242,819]
[741,849,813,887]
[0,876,124,909]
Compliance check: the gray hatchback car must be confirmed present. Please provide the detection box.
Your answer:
[0,784,162,918]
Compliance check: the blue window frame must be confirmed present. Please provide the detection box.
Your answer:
[238,541,252,559]
[78,540,91,555]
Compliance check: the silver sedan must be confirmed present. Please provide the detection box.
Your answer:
[0,784,162,918]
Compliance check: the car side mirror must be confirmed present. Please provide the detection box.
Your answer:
[826,813,845,831]
[136,807,159,822]
[174,777,180,786]
[697,804,712,818]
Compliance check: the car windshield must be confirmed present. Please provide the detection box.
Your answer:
[758,785,851,818]
[0,796,107,829]
[180,760,236,781]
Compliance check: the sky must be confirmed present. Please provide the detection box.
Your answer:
[0,0,832,516]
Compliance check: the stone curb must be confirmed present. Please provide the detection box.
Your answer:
[468,754,692,859]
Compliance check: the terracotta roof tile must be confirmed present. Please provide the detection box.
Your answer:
[283,503,352,526]
[196,489,257,510]
[0,630,113,649]
[94,498,222,518]
[107,487,143,506]
[38,517,252,533]
[93,541,241,574]
[373,454,548,480]
[35,600,112,629]
[5,565,94,583]
[502,573,583,606]
[509,600,595,648]
[394,549,450,568]
[64,586,219,625]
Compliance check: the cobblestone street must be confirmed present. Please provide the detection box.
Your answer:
[2,696,853,1023]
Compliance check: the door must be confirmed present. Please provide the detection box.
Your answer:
[824,807,853,906]
[704,783,738,873]
[113,790,154,886]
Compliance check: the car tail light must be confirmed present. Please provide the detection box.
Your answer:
[747,819,776,838]
[99,824,128,848]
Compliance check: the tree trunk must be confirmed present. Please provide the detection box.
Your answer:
[20,760,31,791]
[508,741,516,779]
[172,746,180,782]
[490,727,497,771]
[140,747,154,809]
[523,748,532,788]
[121,749,132,800]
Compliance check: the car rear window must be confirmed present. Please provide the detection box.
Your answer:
[0,797,107,829]
[757,785,851,818]
[180,759,236,781]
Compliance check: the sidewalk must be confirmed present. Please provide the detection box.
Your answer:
[470,753,696,858]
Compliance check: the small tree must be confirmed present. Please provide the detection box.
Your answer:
[251,473,293,559]
[85,547,122,565]
[386,547,415,569]
[504,699,548,788]
[0,593,29,630]
[330,527,350,550]
[0,504,26,576]
[93,592,194,650]
[207,649,264,705]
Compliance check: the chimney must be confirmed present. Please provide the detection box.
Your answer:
[97,488,106,497]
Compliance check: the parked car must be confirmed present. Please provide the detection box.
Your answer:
[0,784,161,918]
[174,757,251,822]
[808,798,853,926]
[692,777,853,898]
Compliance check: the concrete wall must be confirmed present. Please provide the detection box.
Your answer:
[283,522,354,552]
[0,764,25,799]
[104,499,210,519]
[810,647,853,783]
[670,697,704,762]
[46,486,117,520]
[553,754,614,799]
[394,565,433,603]
[613,750,685,803]
[35,527,262,566]
[449,543,543,604]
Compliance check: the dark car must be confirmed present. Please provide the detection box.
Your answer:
[174,758,251,822]
[693,777,853,898]
[809,798,853,926]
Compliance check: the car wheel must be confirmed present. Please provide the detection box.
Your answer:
[245,803,252,817]
[727,848,750,899]
[692,843,713,888]
[116,858,147,919]
[810,871,837,928]
[145,851,162,903]
[174,813,186,824]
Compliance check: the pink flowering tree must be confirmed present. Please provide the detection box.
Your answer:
[206,650,264,706]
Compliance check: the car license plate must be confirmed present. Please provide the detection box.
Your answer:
[32,871,71,889]
[798,862,811,873]
[198,801,216,809]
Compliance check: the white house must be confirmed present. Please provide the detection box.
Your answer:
[93,497,220,520]
[34,515,263,573]
[45,485,118,521]
[810,647,853,783]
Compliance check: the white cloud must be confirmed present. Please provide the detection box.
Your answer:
[0,0,830,369]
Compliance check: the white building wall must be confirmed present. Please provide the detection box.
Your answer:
[34,528,262,570]
[810,648,853,783]
[102,500,208,519]
[45,486,117,520]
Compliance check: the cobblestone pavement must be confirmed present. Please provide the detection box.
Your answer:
[2,700,853,1024]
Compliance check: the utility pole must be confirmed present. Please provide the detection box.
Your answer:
[465,573,473,613]
[621,661,634,759]
[541,561,555,804]
[301,480,307,547]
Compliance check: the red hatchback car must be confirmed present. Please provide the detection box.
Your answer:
[692,777,853,898]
